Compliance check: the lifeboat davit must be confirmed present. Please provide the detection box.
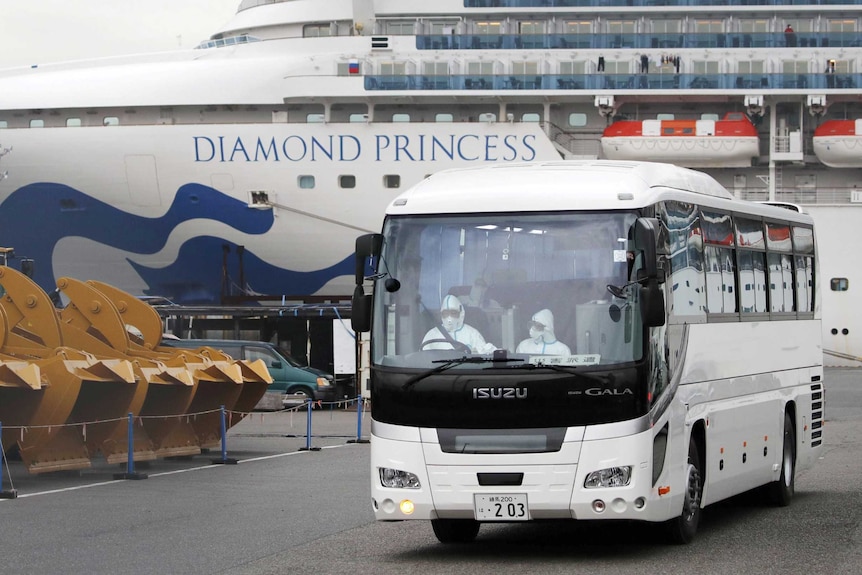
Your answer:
[812,119,862,168]
[601,112,760,168]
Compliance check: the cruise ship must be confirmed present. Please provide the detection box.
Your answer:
[0,0,859,364]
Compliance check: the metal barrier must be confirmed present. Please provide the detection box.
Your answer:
[0,395,369,495]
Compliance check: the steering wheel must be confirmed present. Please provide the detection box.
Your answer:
[420,339,471,353]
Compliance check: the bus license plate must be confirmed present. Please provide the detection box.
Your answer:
[474,494,530,521]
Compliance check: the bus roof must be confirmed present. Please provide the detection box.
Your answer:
[386,161,811,224]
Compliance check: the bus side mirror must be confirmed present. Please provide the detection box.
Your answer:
[352,285,372,333]
[354,233,383,286]
[634,218,666,327]
[352,234,382,333]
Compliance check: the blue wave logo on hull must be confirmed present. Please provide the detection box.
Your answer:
[0,183,352,304]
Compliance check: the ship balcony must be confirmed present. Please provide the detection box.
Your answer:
[464,0,862,8]
[364,73,860,93]
[416,31,862,52]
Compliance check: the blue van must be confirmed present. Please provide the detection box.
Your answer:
[161,338,336,404]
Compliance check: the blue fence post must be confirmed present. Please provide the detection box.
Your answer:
[0,421,18,499]
[211,405,238,465]
[113,413,147,480]
[348,396,369,444]
[299,398,320,451]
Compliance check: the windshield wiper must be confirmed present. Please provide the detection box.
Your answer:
[500,362,606,383]
[402,355,521,389]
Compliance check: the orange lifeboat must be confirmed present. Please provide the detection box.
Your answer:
[601,112,760,168]
[812,119,862,168]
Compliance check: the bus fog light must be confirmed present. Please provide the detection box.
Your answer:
[634,497,646,509]
[399,500,415,515]
[592,499,606,513]
[584,466,633,488]
[379,467,421,489]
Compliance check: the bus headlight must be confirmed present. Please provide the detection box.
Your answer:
[584,466,633,488]
[379,467,421,489]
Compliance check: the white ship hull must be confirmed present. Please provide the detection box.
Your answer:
[0,0,860,361]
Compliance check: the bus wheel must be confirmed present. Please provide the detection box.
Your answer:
[767,412,795,507]
[431,519,480,543]
[665,439,702,544]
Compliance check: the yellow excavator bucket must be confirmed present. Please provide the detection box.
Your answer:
[0,266,273,473]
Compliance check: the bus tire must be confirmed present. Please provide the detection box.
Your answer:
[431,519,480,543]
[767,412,795,507]
[664,439,703,545]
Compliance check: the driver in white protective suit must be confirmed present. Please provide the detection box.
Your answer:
[515,309,571,355]
[422,294,497,353]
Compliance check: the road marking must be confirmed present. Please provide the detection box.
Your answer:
[0,443,358,501]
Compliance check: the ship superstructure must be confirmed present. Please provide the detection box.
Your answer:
[0,0,858,362]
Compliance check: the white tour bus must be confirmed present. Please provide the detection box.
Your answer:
[351,161,823,544]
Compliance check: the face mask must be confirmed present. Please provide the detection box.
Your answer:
[529,327,543,341]
[443,317,458,332]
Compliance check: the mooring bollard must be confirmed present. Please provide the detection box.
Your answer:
[211,405,238,465]
[348,396,369,444]
[113,412,148,480]
[299,398,320,451]
[0,421,18,499]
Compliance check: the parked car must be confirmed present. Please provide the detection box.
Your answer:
[160,338,336,404]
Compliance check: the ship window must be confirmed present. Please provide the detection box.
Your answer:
[701,113,719,121]
[513,61,539,75]
[0,121,6,129]
[568,113,587,127]
[831,278,849,292]
[103,117,119,126]
[519,21,543,35]
[560,61,586,75]
[298,175,315,189]
[682,128,693,135]
[66,118,82,127]
[424,61,448,75]
[349,114,368,122]
[827,19,856,33]
[307,114,325,123]
[339,175,356,189]
[663,128,675,135]
[30,119,44,128]
[694,19,723,34]
[474,21,503,35]
[652,20,681,34]
[522,113,540,123]
[380,61,407,75]
[435,113,454,122]
[384,175,400,189]
[782,61,809,75]
[739,60,766,75]
[478,113,496,122]
[607,20,636,34]
[392,113,410,123]
[563,20,590,34]
[740,19,769,34]
[386,22,415,35]
[303,24,331,38]
[657,113,674,120]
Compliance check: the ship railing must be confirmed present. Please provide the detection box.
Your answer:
[464,0,861,7]
[416,31,862,51]
[365,73,860,92]
[738,188,860,205]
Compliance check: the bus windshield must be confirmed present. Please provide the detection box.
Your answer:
[371,211,643,370]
